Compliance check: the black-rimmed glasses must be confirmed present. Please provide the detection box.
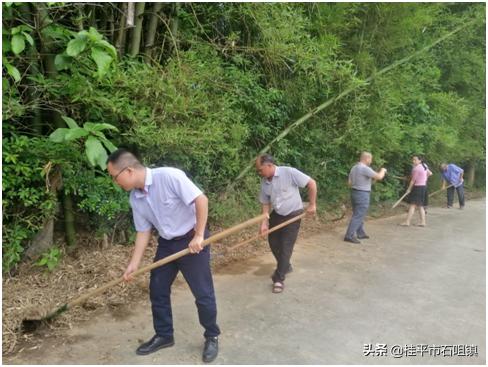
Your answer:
[112,166,129,181]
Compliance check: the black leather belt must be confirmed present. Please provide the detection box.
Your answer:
[171,229,195,241]
[352,188,371,193]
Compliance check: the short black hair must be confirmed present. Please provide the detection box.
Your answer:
[257,153,275,165]
[107,148,144,169]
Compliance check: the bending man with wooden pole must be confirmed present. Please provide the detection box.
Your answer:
[107,149,219,363]
[255,154,317,294]
[439,163,465,209]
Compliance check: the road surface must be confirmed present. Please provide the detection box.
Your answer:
[5,199,485,364]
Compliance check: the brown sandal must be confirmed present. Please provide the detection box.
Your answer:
[272,282,284,293]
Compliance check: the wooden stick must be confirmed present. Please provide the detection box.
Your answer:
[428,185,453,198]
[40,213,268,320]
[392,191,410,209]
[227,213,307,252]
[391,175,407,181]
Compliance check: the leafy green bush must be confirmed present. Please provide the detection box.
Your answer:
[35,247,62,271]
[1,2,484,274]
[2,134,130,272]
[2,135,62,271]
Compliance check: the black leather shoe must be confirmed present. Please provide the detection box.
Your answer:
[344,237,361,244]
[357,234,370,239]
[136,335,175,356]
[202,337,218,363]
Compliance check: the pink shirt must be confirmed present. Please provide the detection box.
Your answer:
[411,164,429,186]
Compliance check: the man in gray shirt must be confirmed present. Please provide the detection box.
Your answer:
[344,152,387,244]
[256,154,317,293]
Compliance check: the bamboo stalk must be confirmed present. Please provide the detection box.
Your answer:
[144,2,163,62]
[226,19,478,191]
[115,3,127,56]
[129,2,145,57]
[126,2,135,27]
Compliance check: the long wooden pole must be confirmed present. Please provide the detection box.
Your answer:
[35,214,268,321]
[392,191,410,209]
[429,185,453,198]
[227,213,307,252]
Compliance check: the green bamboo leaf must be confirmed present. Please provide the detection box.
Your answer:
[3,37,11,52]
[100,138,117,153]
[64,127,89,141]
[22,32,34,46]
[83,122,118,132]
[49,128,70,143]
[2,77,9,92]
[77,30,89,40]
[54,54,72,71]
[95,149,108,170]
[61,116,79,129]
[85,136,107,169]
[5,62,21,82]
[96,39,117,59]
[11,34,25,55]
[66,37,87,56]
[90,46,112,78]
[42,24,72,42]
[88,27,103,42]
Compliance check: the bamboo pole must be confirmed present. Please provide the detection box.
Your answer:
[429,185,453,198]
[25,213,268,323]
[144,2,163,62]
[115,3,127,56]
[226,213,307,252]
[129,2,145,57]
[392,191,410,209]
[226,19,478,191]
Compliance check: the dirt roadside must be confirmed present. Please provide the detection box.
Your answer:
[3,196,485,364]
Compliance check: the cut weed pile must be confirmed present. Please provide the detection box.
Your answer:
[2,209,335,356]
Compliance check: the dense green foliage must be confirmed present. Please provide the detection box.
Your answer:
[2,3,485,272]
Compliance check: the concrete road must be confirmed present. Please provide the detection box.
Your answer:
[5,199,485,364]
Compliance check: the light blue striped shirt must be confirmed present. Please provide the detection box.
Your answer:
[130,167,203,240]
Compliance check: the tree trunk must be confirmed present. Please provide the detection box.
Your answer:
[108,6,115,43]
[466,159,476,186]
[115,3,127,56]
[62,191,76,247]
[20,3,43,135]
[98,6,108,35]
[88,4,97,28]
[144,2,163,62]
[129,2,146,57]
[36,3,77,247]
[75,3,84,31]
[169,2,180,54]
[127,2,135,27]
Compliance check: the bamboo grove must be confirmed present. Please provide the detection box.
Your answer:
[2,3,485,272]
